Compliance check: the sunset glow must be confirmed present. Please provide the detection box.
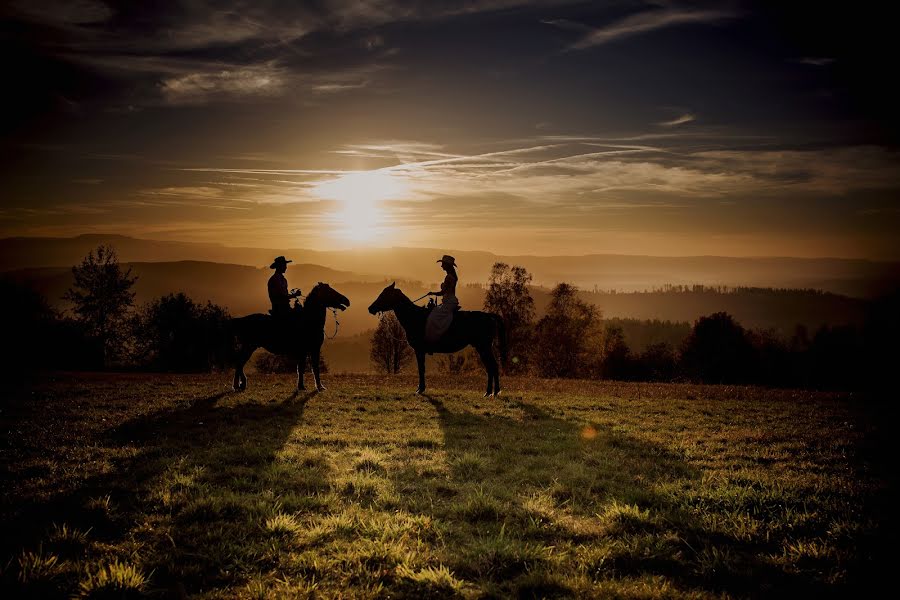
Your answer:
[1,2,898,258]
[312,170,408,242]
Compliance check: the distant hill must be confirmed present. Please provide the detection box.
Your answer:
[5,258,874,373]
[5,261,869,341]
[3,234,898,297]
[2,262,411,339]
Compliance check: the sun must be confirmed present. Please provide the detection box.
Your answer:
[312,170,407,242]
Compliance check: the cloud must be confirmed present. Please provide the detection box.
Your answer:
[140,186,226,200]
[657,113,695,127]
[547,6,738,50]
[797,57,835,66]
[159,64,287,105]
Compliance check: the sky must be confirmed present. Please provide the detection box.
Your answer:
[2,0,899,259]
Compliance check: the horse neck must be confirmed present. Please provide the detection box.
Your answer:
[303,294,328,328]
[392,294,422,330]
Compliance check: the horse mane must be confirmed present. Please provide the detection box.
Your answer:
[303,282,328,308]
[394,286,430,315]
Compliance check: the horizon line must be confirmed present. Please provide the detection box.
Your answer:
[1,233,897,264]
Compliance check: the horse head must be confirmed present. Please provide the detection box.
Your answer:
[306,282,350,311]
[368,282,405,315]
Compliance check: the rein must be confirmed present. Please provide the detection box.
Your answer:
[296,287,341,340]
[326,308,340,340]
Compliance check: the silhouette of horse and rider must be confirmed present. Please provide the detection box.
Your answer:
[231,255,506,396]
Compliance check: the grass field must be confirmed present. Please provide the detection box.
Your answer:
[0,372,892,598]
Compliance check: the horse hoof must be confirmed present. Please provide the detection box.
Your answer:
[483,392,493,398]
[495,390,502,397]
[415,388,425,396]
[316,385,326,392]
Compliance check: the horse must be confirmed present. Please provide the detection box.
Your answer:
[230,282,350,392]
[368,282,507,397]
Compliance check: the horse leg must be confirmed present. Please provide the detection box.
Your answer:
[234,346,254,391]
[312,347,326,391]
[415,349,426,395]
[477,345,498,397]
[296,352,307,391]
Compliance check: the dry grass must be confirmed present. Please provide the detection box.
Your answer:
[0,372,892,598]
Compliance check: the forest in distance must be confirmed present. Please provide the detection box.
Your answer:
[4,243,897,393]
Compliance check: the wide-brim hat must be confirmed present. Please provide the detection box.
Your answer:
[270,256,292,269]
[437,254,457,267]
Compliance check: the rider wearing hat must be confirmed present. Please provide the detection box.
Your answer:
[425,254,459,343]
[268,256,302,319]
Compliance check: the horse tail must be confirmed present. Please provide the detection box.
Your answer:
[493,314,508,367]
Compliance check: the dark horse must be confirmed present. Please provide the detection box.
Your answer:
[231,282,350,391]
[368,282,506,396]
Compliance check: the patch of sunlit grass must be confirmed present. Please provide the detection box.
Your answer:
[75,560,147,599]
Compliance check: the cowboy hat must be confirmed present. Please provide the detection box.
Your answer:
[437,254,457,266]
[270,256,293,269]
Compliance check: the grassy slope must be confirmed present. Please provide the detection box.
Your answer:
[0,373,891,598]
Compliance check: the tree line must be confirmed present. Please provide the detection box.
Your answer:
[370,262,898,391]
[3,245,233,374]
[4,246,896,392]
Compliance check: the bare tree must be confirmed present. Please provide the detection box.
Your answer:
[370,313,414,374]
[63,245,137,367]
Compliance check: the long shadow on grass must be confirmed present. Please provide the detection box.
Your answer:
[415,396,831,598]
[3,388,320,598]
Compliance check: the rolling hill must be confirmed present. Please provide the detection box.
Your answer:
[3,234,898,297]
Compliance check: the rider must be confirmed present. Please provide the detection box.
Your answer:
[268,256,302,320]
[424,255,459,343]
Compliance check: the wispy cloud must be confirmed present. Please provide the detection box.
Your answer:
[168,140,900,224]
[797,57,835,67]
[658,113,695,127]
[547,6,738,50]
[160,64,287,105]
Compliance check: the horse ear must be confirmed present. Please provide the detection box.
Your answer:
[390,282,396,289]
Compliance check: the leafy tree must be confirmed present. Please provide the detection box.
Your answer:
[2,280,58,373]
[483,262,535,372]
[63,245,137,367]
[370,313,414,374]
[679,312,755,384]
[635,342,677,382]
[131,293,231,372]
[748,329,793,387]
[598,324,632,380]
[807,324,862,390]
[532,283,599,378]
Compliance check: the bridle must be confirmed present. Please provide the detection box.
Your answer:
[295,286,342,340]
[373,291,431,343]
